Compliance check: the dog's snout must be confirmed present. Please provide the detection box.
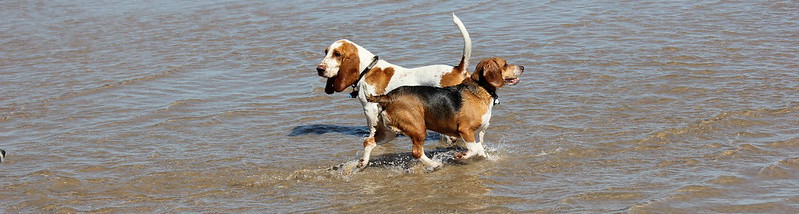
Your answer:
[316,65,326,75]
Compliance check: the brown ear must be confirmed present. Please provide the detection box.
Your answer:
[324,77,336,94]
[325,71,356,94]
[485,65,504,88]
[332,54,360,92]
[474,58,504,88]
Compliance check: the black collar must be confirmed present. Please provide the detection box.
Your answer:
[349,56,379,98]
[474,78,501,106]
[490,91,500,106]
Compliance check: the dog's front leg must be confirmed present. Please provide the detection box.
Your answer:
[357,103,380,169]
[475,128,488,157]
[455,128,479,160]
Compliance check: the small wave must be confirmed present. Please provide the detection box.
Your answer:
[1,65,188,122]
[766,138,799,149]
[536,147,564,157]
[636,105,799,148]
[757,157,799,180]
[705,175,746,185]
[45,65,186,105]
[703,143,774,160]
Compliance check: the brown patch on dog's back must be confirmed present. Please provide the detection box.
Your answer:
[440,68,468,87]
[364,67,395,95]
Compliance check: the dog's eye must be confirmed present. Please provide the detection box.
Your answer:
[333,51,341,57]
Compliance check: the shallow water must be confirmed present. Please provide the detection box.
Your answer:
[1,0,798,213]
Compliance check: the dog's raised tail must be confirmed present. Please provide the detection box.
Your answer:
[452,13,471,74]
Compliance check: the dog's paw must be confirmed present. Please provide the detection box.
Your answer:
[429,162,443,171]
[414,161,442,172]
[454,151,473,160]
[330,160,361,174]
[454,151,465,159]
[448,136,458,143]
[356,159,368,169]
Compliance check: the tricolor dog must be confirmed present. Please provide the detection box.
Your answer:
[367,57,524,169]
[316,14,472,169]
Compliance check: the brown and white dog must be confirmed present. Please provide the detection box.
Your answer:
[366,57,524,169]
[316,14,472,169]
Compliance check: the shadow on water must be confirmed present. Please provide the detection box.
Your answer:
[289,124,445,141]
[331,146,468,171]
[289,124,369,137]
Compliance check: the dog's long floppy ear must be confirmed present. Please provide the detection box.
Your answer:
[324,78,337,94]
[474,58,504,88]
[325,42,361,94]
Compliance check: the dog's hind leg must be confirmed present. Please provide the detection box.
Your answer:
[412,137,441,170]
[375,121,398,145]
[403,124,440,170]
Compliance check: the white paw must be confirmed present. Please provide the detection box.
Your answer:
[357,159,368,169]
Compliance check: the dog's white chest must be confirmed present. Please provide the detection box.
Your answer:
[479,100,494,129]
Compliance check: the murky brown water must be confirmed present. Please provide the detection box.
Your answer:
[2,0,798,213]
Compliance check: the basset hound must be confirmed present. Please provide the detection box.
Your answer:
[367,57,524,169]
[316,14,472,169]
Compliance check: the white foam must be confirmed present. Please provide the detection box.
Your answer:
[537,147,564,156]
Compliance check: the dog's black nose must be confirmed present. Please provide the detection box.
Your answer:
[519,65,525,71]
[316,65,326,75]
